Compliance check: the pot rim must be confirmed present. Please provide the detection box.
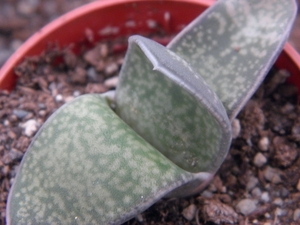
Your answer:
[0,0,299,91]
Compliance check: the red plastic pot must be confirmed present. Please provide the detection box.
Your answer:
[0,0,299,92]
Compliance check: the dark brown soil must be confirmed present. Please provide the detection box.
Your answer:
[1,38,300,225]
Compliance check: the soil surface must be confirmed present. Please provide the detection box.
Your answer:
[0,1,300,225]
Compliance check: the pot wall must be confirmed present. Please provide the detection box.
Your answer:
[0,0,299,91]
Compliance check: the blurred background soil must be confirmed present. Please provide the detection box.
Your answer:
[0,0,299,68]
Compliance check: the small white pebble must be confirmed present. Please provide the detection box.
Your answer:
[73,90,81,97]
[135,214,143,222]
[105,62,118,75]
[21,119,39,137]
[104,76,119,88]
[38,110,47,117]
[182,204,197,221]
[253,152,267,168]
[231,119,241,138]
[261,192,270,202]
[55,94,63,102]
[3,119,10,126]
[258,137,269,151]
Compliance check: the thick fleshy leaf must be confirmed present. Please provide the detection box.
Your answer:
[168,0,297,120]
[7,95,200,225]
[115,35,231,174]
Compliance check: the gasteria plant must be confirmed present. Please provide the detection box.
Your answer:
[7,0,297,224]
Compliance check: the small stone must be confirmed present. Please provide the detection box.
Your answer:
[3,119,10,126]
[104,76,119,88]
[273,198,283,206]
[38,110,47,117]
[13,109,30,119]
[55,94,63,102]
[263,166,282,184]
[221,186,227,193]
[293,209,300,221]
[135,214,143,222]
[253,152,267,167]
[105,62,118,75]
[73,90,81,97]
[258,137,269,151]
[236,199,257,216]
[275,208,288,217]
[231,119,241,138]
[246,177,259,191]
[261,192,270,202]
[201,190,213,198]
[182,204,197,221]
[21,119,39,137]
[297,179,300,191]
[251,187,262,198]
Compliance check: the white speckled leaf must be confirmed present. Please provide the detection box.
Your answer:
[168,0,297,120]
[115,36,231,174]
[7,95,198,225]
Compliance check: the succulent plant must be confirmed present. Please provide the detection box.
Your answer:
[7,0,297,224]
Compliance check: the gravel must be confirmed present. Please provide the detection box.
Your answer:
[182,204,197,221]
[0,1,300,225]
[236,199,257,216]
[253,152,268,167]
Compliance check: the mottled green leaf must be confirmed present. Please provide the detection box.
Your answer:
[168,0,297,120]
[115,36,231,174]
[7,95,200,225]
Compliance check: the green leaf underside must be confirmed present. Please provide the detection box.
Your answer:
[168,0,297,120]
[7,95,195,225]
[116,36,231,173]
